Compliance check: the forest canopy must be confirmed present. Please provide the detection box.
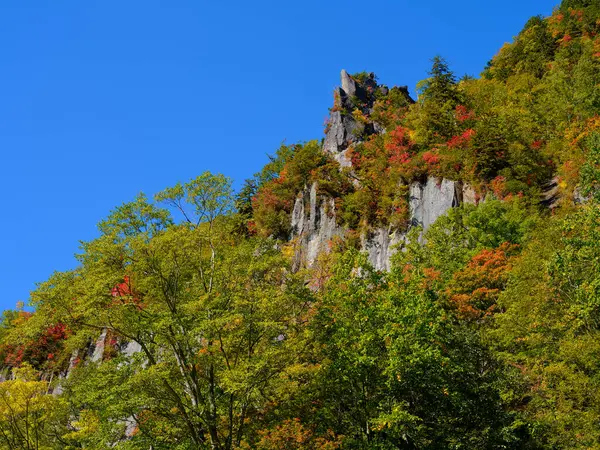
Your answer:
[3,1,600,448]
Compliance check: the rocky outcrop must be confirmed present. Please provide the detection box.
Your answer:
[409,178,460,231]
[291,183,344,270]
[292,70,478,271]
[573,186,591,204]
[361,227,404,272]
[90,328,108,363]
[121,339,142,357]
[291,176,470,271]
[52,337,142,395]
[52,350,79,395]
[541,176,560,207]
[361,178,467,270]
[323,70,413,168]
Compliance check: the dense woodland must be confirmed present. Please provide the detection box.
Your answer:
[3,1,600,448]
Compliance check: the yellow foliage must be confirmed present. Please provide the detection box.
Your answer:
[0,364,68,450]
[63,410,101,442]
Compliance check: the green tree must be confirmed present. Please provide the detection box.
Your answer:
[32,174,314,449]
[410,56,464,145]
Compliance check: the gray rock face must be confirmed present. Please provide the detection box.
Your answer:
[90,328,108,363]
[292,182,344,269]
[51,336,143,396]
[541,176,560,207]
[53,349,82,395]
[409,178,459,231]
[461,183,479,205]
[361,178,460,270]
[573,186,591,204]
[323,108,355,168]
[292,177,463,271]
[361,227,404,271]
[322,71,414,170]
[323,72,370,166]
[121,340,142,358]
[340,69,357,98]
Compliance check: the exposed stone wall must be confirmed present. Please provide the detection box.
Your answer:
[90,328,108,363]
[291,182,344,270]
[361,227,404,272]
[291,177,466,271]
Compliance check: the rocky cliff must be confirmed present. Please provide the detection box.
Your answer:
[291,70,478,271]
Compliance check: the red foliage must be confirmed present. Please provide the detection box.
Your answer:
[111,275,144,310]
[246,220,257,235]
[531,140,544,150]
[1,322,69,369]
[447,129,476,149]
[422,150,440,167]
[385,126,415,165]
[560,34,573,47]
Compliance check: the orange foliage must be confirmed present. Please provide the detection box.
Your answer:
[446,242,518,321]
[490,176,508,199]
[455,105,475,123]
[421,267,442,290]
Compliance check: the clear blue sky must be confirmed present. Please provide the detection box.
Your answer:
[1,0,556,312]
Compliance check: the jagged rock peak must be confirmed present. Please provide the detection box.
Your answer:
[323,70,415,168]
[339,69,379,102]
[340,69,357,97]
[323,70,377,166]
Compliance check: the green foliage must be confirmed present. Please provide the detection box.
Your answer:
[351,71,376,84]
[340,132,413,230]
[490,203,600,448]
[418,56,462,105]
[484,16,557,81]
[255,142,297,188]
[26,175,317,449]
[580,132,600,201]
[155,171,234,227]
[5,2,600,449]
[303,250,524,449]
[98,193,172,239]
[396,199,539,284]
[412,56,464,144]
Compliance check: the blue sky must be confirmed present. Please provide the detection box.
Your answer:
[0,0,556,311]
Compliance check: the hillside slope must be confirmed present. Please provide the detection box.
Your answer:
[2,1,600,448]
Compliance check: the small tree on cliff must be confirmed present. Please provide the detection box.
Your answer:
[410,56,464,145]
